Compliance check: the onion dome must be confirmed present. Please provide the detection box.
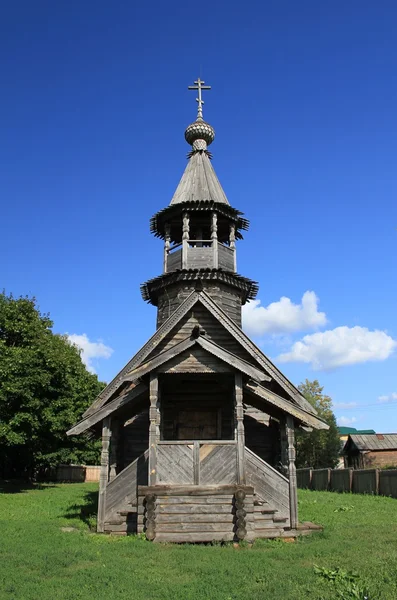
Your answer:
[185,120,215,151]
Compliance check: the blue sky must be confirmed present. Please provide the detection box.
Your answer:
[2,1,396,432]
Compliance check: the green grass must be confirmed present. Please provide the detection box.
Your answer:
[0,482,396,599]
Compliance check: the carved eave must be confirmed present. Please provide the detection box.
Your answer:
[150,200,249,242]
[141,269,259,306]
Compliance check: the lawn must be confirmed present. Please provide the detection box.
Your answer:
[0,482,396,599]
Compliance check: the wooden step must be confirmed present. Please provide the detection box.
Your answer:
[254,506,277,514]
[273,516,288,523]
[138,485,254,496]
[143,496,234,505]
[154,532,236,543]
[138,513,236,525]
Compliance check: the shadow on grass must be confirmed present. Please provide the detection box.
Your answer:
[63,490,99,530]
[0,480,58,494]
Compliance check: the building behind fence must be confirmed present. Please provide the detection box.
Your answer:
[297,467,397,498]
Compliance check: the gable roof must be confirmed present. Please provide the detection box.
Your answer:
[346,434,397,452]
[122,335,271,385]
[170,151,229,205]
[82,290,315,419]
[244,380,328,430]
[69,342,325,436]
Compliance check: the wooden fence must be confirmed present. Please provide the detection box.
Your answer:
[54,464,100,483]
[297,467,397,498]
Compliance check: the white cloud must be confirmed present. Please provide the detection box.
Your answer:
[67,333,113,374]
[333,402,359,409]
[377,392,397,404]
[242,291,327,336]
[277,326,397,371]
[337,416,358,427]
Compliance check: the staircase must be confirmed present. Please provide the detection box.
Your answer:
[137,485,255,543]
[101,447,293,540]
[253,494,288,537]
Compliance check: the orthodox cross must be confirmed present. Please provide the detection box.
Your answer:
[188,78,211,120]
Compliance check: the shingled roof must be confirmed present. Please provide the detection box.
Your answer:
[170,150,230,206]
[346,434,397,451]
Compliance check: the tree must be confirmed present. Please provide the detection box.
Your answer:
[295,379,341,469]
[0,292,104,478]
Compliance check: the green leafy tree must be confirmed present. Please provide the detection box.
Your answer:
[0,292,105,478]
[296,379,341,468]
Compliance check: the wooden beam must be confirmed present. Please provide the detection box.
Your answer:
[182,211,189,269]
[148,374,160,486]
[67,382,147,436]
[163,223,171,273]
[82,291,201,418]
[122,337,196,383]
[109,418,120,482]
[196,337,271,383]
[211,211,218,268]
[97,417,111,533]
[286,415,298,529]
[244,380,328,430]
[229,223,236,271]
[235,372,245,484]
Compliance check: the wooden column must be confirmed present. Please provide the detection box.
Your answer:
[182,212,189,269]
[109,418,120,482]
[163,224,171,273]
[229,223,236,272]
[148,373,160,486]
[211,211,218,268]
[279,418,289,477]
[234,372,245,484]
[97,416,111,533]
[285,415,298,529]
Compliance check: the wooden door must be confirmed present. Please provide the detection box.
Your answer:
[177,410,218,440]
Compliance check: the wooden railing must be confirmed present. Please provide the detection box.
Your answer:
[157,441,237,486]
[105,449,148,520]
[165,241,235,273]
[245,447,290,523]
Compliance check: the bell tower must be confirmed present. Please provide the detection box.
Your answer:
[141,79,258,328]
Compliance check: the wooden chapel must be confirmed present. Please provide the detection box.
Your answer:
[68,79,328,542]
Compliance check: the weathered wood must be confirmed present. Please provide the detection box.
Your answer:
[67,382,147,436]
[244,380,328,430]
[154,532,236,543]
[234,372,245,484]
[164,223,171,273]
[196,337,270,383]
[83,289,315,420]
[154,522,238,532]
[146,496,234,505]
[97,417,111,533]
[138,513,236,524]
[229,223,236,271]
[105,450,148,520]
[145,504,253,514]
[109,418,120,481]
[138,485,253,496]
[211,211,218,268]
[123,337,195,383]
[157,444,194,484]
[193,441,200,485]
[148,374,159,486]
[200,444,237,485]
[245,447,290,522]
[182,211,189,269]
[286,415,298,529]
[158,346,233,374]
